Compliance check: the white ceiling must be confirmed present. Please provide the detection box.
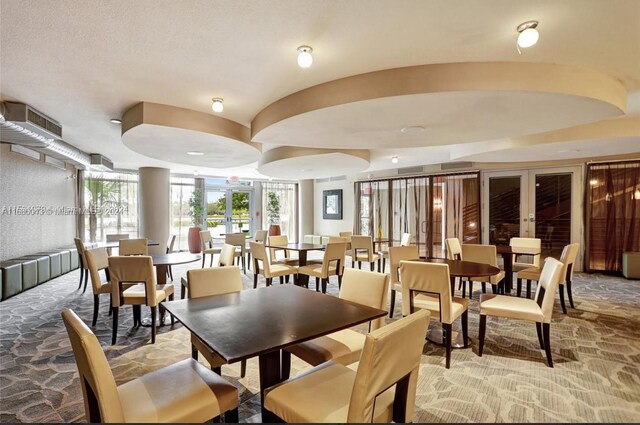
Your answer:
[1,0,639,178]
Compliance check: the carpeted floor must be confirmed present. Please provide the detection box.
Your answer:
[1,259,639,423]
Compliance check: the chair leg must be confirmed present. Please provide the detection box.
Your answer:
[461,281,466,298]
[491,284,497,294]
[338,273,342,289]
[181,282,187,300]
[132,305,141,327]
[285,275,290,284]
[478,314,486,356]
[370,261,375,271]
[242,256,246,275]
[389,290,396,318]
[382,257,386,273]
[240,359,247,378]
[247,252,251,271]
[150,306,157,344]
[516,278,522,297]
[225,407,239,423]
[322,278,327,293]
[281,349,291,380]
[108,294,113,316]
[468,281,474,300]
[212,366,222,375]
[192,344,199,360]
[526,279,532,299]
[535,322,545,349]
[92,295,99,327]
[77,268,84,290]
[210,254,214,267]
[567,279,575,308]
[481,282,486,294]
[82,270,89,294]
[111,307,119,345]
[443,323,452,368]
[461,311,469,348]
[168,265,173,281]
[202,255,206,268]
[266,277,272,286]
[559,284,567,314]
[169,294,175,325]
[543,323,553,367]
[358,261,362,269]
[279,276,284,285]
[253,273,258,289]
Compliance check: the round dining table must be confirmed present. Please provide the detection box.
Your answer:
[412,257,501,348]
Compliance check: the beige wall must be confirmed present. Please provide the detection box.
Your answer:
[313,178,354,235]
[0,143,76,261]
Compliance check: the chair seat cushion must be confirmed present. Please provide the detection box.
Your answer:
[470,270,505,285]
[264,361,394,423]
[412,294,468,324]
[118,358,238,423]
[513,261,536,272]
[272,258,299,266]
[298,264,338,279]
[352,253,380,262]
[517,267,541,281]
[260,264,297,277]
[204,247,222,254]
[122,284,173,305]
[480,294,544,323]
[97,281,112,294]
[191,333,226,369]
[286,328,365,366]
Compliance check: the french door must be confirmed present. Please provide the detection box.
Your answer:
[482,166,582,267]
[206,189,253,237]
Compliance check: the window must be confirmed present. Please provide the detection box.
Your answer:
[262,182,298,242]
[171,177,195,252]
[83,171,138,242]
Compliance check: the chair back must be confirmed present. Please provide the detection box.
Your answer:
[534,257,564,323]
[166,234,176,254]
[339,268,389,331]
[225,233,246,254]
[106,233,129,243]
[510,237,541,267]
[351,235,374,262]
[560,243,580,281]
[347,310,430,423]
[250,242,273,276]
[118,238,148,256]
[200,231,213,250]
[74,238,88,270]
[461,244,498,266]
[389,245,419,284]
[327,236,347,243]
[268,235,289,262]
[445,238,462,260]
[400,261,455,323]
[187,266,242,299]
[254,230,268,243]
[61,309,124,423]
[108,256,157,306]
[218,243,237,267]
[339,231,353,239]
[400,233,412,247]
[85,248,110,294]
[322,242,347,277]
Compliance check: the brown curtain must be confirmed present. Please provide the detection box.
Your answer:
[586,161,640,272]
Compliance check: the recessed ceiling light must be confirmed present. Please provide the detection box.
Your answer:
[516,20,539,53]
[297,46,313,68]
[110,119,122,124]
[187,151,205,156]
[400,126,425,134]
[391,156,399,164]
[211,98,224,113]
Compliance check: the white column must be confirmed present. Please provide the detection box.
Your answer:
[139,167,170,254]
[298,179,314,238]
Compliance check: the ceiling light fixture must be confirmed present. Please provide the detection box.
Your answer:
[391,156,399,164]
[211,98,224,113]
[110,118,122,124]
[516,20,539,54]
[187,151,204,156]
[297,46,313,68]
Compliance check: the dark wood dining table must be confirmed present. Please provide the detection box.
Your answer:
[495,245,541,292]
[162,284,386,420]
[263,242,325,287]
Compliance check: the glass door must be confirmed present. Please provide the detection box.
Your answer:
[206,190,228,238]
[206,189,253,237]
[483,171,528,245]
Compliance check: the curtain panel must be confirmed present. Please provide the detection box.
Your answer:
[262,182,298,242]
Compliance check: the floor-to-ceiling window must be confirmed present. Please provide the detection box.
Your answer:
[170,176,195,252]
[83,171,138,242]
[262,182,298,242]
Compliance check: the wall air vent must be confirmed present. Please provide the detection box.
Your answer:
[330,175,347,182]
[441,161,473,171]
[398,166,425,175]
[90,154,114,171]
[0,102,62,147]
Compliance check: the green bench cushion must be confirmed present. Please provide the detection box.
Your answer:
[36,252,61,278]
[55,250,71,274]
[19,255,50,284]
[68,248,79,270]
[0,261,23,300]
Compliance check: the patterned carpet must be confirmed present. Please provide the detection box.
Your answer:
[1,259,639,423]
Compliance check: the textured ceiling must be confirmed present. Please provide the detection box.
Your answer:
[1,0,639,177]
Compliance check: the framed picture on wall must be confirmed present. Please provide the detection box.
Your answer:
[323,189,343,220]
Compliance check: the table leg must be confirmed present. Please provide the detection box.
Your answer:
[501,253,513,293]
[156,264,168,285]
[296,251,309,287]
[426,323,469,349]
[259,349,282,421]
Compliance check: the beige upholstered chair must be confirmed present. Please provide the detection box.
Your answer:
[517,243,580,313]
[217,243,237,267]
[379,232,411,273]
[165,234,176,280]
[479,257,564,367]
[108,256,174,344]
[388,245,419,318]
[400,261,469,368]
[247,229,268,270]
[461,244,506,298]
[282,268,389,378]
[85,248,112,327]
[118,238,148,256]
[268,235,298,266]
[250,242,298,288]
[74,238,90,293]
[200,230,222,268]
[445,238,463,260]
[188,266,247,379]
[61,309,239,423]
[298,242,347,293]
[225,233,247,274]
[510,237,542,271]
[339,231,353,253]
[308,236,347,265]
[349,235,380,271]
[264,310,430,423]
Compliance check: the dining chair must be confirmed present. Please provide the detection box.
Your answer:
[247,229,268,270]
[165,234,176,281]
[61,309,239,423]
[263,310,430,423]
[388,245,419,318]
[297,241,346,293]
[479,257,564,367]
[461,244,505,297]
[268,234,299,266]
[339,231,353,253]
[282,268,389,379]
[250,242,298,288]
[225,233,246,274]
[105,233,129,256]
[308,236,347,265]
[74,238,90,293]
[516,243,580,313]
[445,238,462,260]
[187,266,247,379]
[84,247,113,327]
[217,243,237,267]
[379,232,411,273]
[510,237,542,271]
[400,261,469,368]
[108,256,174,344]
[200,230,222,268]
[349,235,380,271]
[118,238,148,256]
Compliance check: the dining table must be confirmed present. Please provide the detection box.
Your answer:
[263,242,325,287]
[97,239,159,249]
[162,284,386,421]
[495,245,542,293]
